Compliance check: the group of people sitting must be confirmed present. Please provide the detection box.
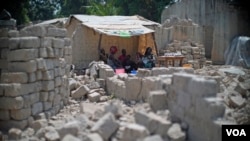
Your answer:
[99,46,156,73]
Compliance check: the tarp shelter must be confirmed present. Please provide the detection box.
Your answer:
[224,36,250,68]
[65,15,160,69]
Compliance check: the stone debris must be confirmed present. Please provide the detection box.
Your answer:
[0,23,249,141]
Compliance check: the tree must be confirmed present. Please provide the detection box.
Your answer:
[114,0,174,22]
[57,0,88,17]
[86,0,119,16]
[0,0,30,25]
[27,0,61,22]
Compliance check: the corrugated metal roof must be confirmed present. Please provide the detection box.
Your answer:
[66,15,160,37]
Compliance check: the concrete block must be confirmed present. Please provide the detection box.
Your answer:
[40,37,52,47]
[139,77,162,101]
[1,72,28,83]
[10,108,31,120]
[71,85,90,99]
[32,102,43,115]
[0,59,8,69]
[8,30,19,37]
[196,97,225,120]
[85,133,103,141]
[28,72,36,82]
[42,69,54,80]
[44,59,54,70]
[19,37,40,48]
[0,37,8,48]
[135,111,171,136]
[125,77,142,100]
[64,38,71,46]
[48,91,55,102]
[62,134,81,141]
[1,48,8,59]
[0,109,10,120]
[0,96,24,110]
[228,95,246,108]
[88,92,101,102]
[0,119,28,131]
[167,123,186,141]
[8,60,37,73]
[91,113,119,140]
[47,28,67,37]
[53,94,61,106]
[47,47,54,58]
[0,28,9,37]
[172,73,193,91]
[8,38,20,50]
[40,92,48,102]
[8,49,38,61]
[20,25,46,37]
[36,70,42,80]
[143,135,164,141]
[121,123,149,141]
[41,80,55,91]
[187,77,218,98]
[55,77,62,87]
[39,47,48,58]
[44,126,60,141]
[137,68,151,77]
[148,90,168,111]
[8,128,22,140]
[57,121,80,139]
[151,67,168,76]
[43,102,52,111]
[52,38,64,48]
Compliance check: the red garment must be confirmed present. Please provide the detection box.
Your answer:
[118,54,127,64]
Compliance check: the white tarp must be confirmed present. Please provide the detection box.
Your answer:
[66,15,160,37]
[224,36,250,68]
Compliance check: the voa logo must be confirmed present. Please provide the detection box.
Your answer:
[226,129,246,136]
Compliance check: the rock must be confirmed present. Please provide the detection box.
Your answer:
[148,90,168,111]
[91,113,119,141]
[62,134,81,141]
[121,123,149,141]
[8,128,22,140]
[85,133,103,141]
[228,95,246,108]
[57,121,80,139]
[104,100,123,118]
[69,78,78,91]
[142,135,164,141]
[167,123,186,141]
[31,119,48,132]
[71,85,90,99]
[135,111,172,137]
[88,92,101,102]
[44,126,60,141]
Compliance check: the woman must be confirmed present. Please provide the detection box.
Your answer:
[107,46,122,70]
[142,47,155,68]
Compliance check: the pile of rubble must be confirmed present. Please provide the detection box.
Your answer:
[159,40,206,69]
[1,97,186,141]
[195,65,250,124]
[0,64,249,141]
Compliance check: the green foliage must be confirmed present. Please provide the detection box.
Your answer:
[0,0,30,25]
[114,0,174,22]
[27,0,61,22]
[86,0,119,16]
[57,0,88,17]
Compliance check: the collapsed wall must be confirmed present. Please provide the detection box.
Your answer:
[0,25,72,131]
[99,65,227,141]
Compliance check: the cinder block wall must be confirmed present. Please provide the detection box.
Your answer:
[99,66,226,141]
[0,25,72,131]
